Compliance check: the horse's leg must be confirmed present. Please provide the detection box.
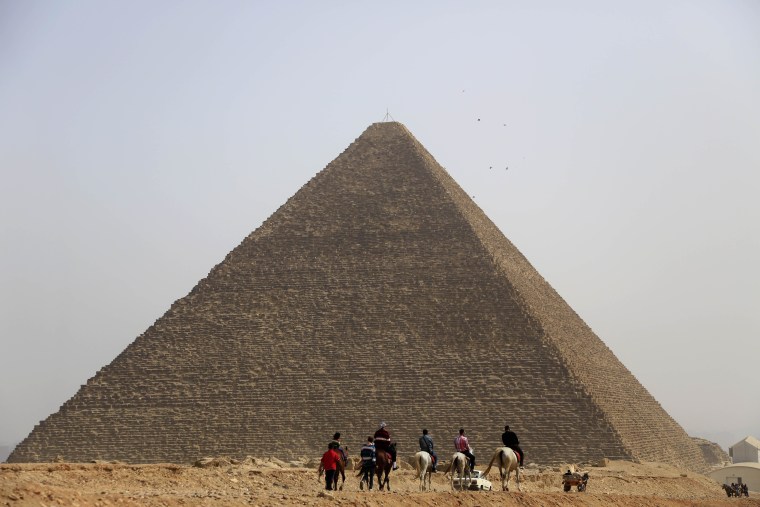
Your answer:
[515,461,521,491]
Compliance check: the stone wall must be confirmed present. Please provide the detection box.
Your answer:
[9,122,705,471]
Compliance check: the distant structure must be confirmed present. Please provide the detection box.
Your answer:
[692,437,731,468]
[8,122,708,471]
[730,436,760,464]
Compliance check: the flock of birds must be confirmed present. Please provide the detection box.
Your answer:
[472,116,509,200]
[477,118,509,172]
[382,107,513,201]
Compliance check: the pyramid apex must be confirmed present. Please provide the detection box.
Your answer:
[367,120,406,129]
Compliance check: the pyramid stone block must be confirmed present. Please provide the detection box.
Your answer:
[8,122,707,471]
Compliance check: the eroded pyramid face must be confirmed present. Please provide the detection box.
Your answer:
[8,122,706,472]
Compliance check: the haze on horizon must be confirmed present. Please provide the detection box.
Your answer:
[1,1,758,458]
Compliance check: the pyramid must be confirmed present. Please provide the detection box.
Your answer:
[9,122,707,471]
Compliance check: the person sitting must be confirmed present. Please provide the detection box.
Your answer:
[373,422,398,470]
[419,428,437,472]
[501,425,525,467]
[329,431,347,464]
[359,436,376,489]
[454,428,475,472]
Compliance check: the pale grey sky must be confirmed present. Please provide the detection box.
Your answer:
[1,1,758,457]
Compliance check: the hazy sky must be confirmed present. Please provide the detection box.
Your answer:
[1,1,758,456]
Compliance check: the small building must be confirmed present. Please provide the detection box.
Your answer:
[708,462,760,492]
[730,436,760,464]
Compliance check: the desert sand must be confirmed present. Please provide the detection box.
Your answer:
[2,457,759,507]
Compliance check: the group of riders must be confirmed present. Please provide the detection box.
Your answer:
[320,422,525,490]
[723,482,750,497]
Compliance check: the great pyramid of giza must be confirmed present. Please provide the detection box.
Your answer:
[8,122,707,471]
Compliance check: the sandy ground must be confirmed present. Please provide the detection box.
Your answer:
[2,458,759,507]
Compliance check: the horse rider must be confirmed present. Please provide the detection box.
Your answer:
[454,428,475,472]
[419,428,437,472]
[329,431,348,464]
[373,422,398,470]
[501,425,524,467]
[359,436,376,489]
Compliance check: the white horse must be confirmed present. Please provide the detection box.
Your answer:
[413,451,433,491]
[483,447,520,491]
[444,451,472,491]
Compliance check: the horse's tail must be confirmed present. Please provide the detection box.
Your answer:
[482,448,502,477]
[413,453,421,479]
[442,457,453,476]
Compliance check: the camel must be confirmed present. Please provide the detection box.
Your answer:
[443,451,472,491]
[482,446,520,491]
[413,451,434,491]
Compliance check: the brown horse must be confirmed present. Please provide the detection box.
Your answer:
[374,443,395,491]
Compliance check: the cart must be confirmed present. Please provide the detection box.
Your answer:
[562,471,589,492]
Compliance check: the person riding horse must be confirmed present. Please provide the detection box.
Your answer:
[374,422,398,470]
[419,429,437,472]
[501,425,524,467]
[454,428,475,472]
[329,432,348,464]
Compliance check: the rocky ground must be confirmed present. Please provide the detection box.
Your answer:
[2,458,759,507]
